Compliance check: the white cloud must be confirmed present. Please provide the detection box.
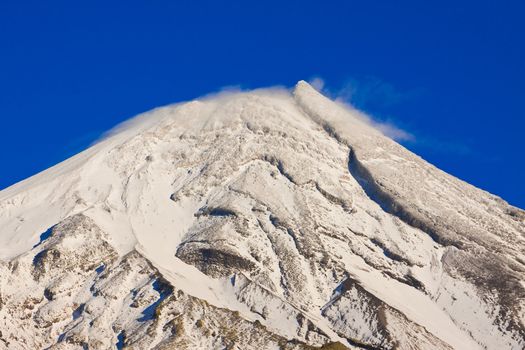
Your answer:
[94,84,290,144]
[336,99,415,141]
[309,77,325,92]
[309,77,415,142]
[372,120,415,141]
[96,79,414,146]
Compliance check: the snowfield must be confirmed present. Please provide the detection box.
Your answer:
[0,81,524,349]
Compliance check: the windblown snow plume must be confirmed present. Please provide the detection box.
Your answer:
[0,81,524,350]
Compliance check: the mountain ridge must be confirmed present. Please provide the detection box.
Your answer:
[0,81,523,349]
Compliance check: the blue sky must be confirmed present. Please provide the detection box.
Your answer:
[1,1,524,208]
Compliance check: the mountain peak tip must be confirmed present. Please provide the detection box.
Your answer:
[294,79,315,91]
[293,80,326,99]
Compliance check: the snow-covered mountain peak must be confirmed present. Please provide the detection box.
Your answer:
[0,81,524,349]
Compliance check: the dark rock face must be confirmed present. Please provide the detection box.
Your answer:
[176,245,256,278]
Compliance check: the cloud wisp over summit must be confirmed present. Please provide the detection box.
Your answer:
[309,77,478,159]
[94,79,474,161]
[96,79,415,147]
[309,77,415,142]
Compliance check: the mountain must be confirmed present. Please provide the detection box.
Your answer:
[0,81,524,350]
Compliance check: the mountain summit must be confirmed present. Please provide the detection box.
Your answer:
[0,81,524,349]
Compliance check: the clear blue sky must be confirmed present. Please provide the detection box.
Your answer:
[1,1,524,208]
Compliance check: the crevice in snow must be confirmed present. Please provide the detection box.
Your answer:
[268,214,301,255]
[194,206,237,218]
[138,278,173,322]
[95,263,105,274]
[43,288,54,301]
[72,303,85,320]
[115,330,125,350]
[285,228,300,252]
[255,217,294,296]
[32,226,54,248]
[347,148,454,248]
[312,181,354,213]
[369,238,412,266]
[260,155,296,184]
[320,276,349,313]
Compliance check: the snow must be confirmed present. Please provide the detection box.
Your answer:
[0,81,523,349]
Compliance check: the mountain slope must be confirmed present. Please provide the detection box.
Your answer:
[0,81,523,350]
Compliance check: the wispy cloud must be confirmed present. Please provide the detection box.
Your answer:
[308,76,415,141]
[94,78,470,158]
[309,77,326,93]
[95,84,291,144]
[308,76,478,157]
[369,119,415,142]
